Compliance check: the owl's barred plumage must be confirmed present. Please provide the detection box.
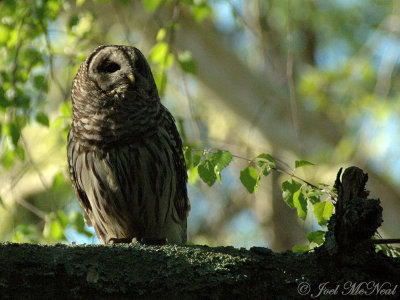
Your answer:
[67,45,190,244]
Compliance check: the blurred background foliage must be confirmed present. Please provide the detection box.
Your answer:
[0,0,399,251]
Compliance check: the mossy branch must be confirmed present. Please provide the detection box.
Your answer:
[1,167,399,299]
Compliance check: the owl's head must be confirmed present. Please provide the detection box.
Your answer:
[78,45,158,97]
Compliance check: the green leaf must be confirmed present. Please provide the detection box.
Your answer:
[21,48,43,69]
[156,28,167,42]
[211,150,232,172]
[188,166,199,185]
[0,24,11,46]
[36,112,49,127]
[45,0,63,20]
[184,148,192,168]
[51,172,65,193]
[293,189,307,220]
[307,230,326,245]
[62,124,71,142]
[210,150,232,183]
[257,160,266,168]
[68,15,80,29]
[191,4,212,22]
[69,211,94,238]
[73,12,93,35]
[178,51,197,74]
[12,225,40,243]
[313,201,334,226]
[16,115,27,129]
[305,188,323,204]
[49,219,65,240]
[292,245,310,253]
[295,160,315,168]
[0,90,8,108]
[1,149,14,170]
[0,196,4,208]
[44,213,66,242]
[150,42,168,63]
[33,74,48,91]
[257,153,276,165]
[282,178,302,209]
[5,123,20,146]
[240,166,260,193]
[57,211,69,227]
[15,93,30,109]
[165,53,174,68]
[257,153,277,171]
[192,151,202,167]
[261,166,272,176]
[153,72,167,95]
[142,0,163,12]
[60,101,72,117]
[14,145,25,161]
[177,118,186,143]
[198,159,217,186]
[76,0,86,6]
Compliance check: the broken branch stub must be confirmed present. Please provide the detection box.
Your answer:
[324,166,383,255]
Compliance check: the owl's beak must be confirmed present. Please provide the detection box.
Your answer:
[128,73,135,84]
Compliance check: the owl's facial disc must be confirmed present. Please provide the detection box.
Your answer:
[97,59,121,73]
[88,47,134,93]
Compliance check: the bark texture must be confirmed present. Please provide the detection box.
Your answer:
[1,241,399,299]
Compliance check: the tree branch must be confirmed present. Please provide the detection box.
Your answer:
[1,167,400,298]
[0,240,399,299]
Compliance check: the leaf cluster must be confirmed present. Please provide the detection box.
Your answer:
[184,147,337,252]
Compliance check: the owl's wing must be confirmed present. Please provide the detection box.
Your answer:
[67,128,93,227]
[162,106,190,222]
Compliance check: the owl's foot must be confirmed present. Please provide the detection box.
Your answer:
[107,237,168,245]
[107,237,135,244]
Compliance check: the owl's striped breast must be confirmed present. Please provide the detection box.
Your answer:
[70,125,181,243]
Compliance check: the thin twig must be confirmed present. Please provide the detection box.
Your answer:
[181,74,201,141]
[226,0,262,40]
[38,20,67,98]
[275,168,319,190]
[186,146,335,197]
[15,197,46,220]
[11,19,25,97]
[20,134,50,191]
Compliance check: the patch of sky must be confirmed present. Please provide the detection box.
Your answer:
[187,184,213,232]
[210,0,241,33]
[227,209,268,248]
[315,38,352,70]
[370,35,400,71]
[359,110,400,184]
[66,226,98,244]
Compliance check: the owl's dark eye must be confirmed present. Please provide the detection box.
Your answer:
[98,60,121,73]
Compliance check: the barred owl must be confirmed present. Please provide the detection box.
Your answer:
[67,45,190,244]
